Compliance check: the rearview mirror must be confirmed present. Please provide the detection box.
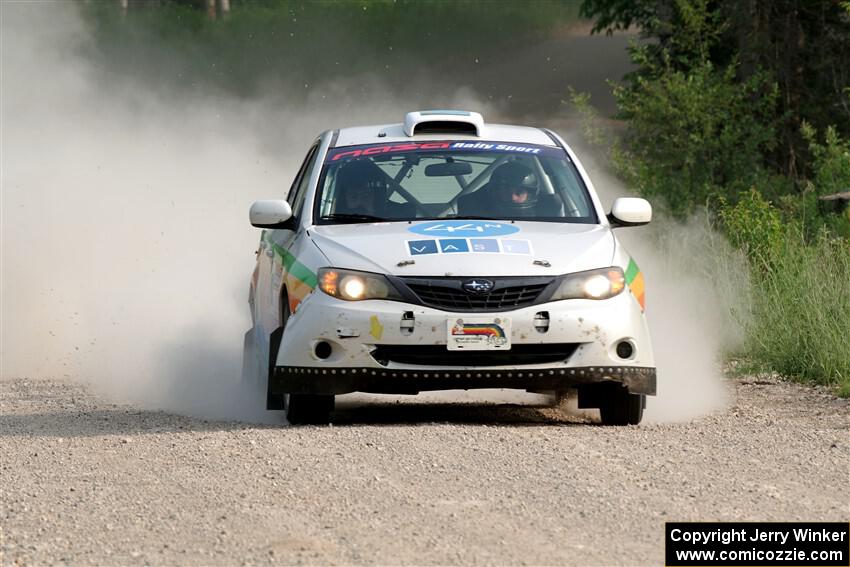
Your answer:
[250,200,293,228]
[424,162,473,177]
[608,197,652,227]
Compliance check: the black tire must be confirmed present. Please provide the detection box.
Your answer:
[286,394,335,425]
[599,387,644,425]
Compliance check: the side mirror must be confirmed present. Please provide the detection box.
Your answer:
[607,197,652,227]
[249,200,293,228]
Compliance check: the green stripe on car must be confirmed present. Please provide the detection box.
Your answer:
[625,258,640,284]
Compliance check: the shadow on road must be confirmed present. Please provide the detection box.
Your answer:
[1,401,593,437]
[331,401,590,427]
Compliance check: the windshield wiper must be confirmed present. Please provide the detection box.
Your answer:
[320,213,388,223]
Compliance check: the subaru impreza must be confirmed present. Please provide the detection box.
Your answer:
[244,110,654,424]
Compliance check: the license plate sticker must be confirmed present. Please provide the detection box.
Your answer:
[446,317,511,351]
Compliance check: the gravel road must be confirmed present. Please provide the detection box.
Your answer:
[1,376,847,566]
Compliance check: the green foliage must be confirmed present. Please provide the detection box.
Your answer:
[744,228,850,393]
[776,124,850,239]
[580,0,850,392]
[579,0,657,34]
[81,0,580,98]
[613,60,778,217]
[582,0,850,180]
[802,122,850,198]
[717,189,783,267]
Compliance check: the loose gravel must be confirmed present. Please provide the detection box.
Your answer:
[1,376,847,566]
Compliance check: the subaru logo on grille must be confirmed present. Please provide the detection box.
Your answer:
[462,279,494,294]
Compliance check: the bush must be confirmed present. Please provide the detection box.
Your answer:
[797,123,850,238]
[614,60,779,217]
[717,188,783,268]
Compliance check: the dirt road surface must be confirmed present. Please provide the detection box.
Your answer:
[1,376,847,566]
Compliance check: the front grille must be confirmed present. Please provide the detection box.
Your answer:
[370,344,580,367]
[400,277,553,312]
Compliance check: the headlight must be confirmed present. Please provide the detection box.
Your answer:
[550,267,625,301]
[317,268,404,301]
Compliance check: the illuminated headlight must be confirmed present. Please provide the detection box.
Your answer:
[318,268,404,301]
[551,267,625,301]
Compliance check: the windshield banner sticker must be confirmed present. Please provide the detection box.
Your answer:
[325,141,561,163]
[406,238,531,256]
[408,220,520,237]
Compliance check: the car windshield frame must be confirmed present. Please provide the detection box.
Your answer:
[312,140,599,226]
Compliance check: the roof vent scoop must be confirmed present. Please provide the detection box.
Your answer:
[404,110,484,137]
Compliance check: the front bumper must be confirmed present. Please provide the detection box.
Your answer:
[271,364,656,395]
[273,287,656,395]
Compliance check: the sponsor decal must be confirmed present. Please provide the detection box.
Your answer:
[407,239,439,256]
[263,231,317,313]
[625,257,645,311]
[328,142,452,162]
[500,239,532,255]
[449,142,541,154]
[324,141,561,163]
[469,238,500,252]
[408,220,520,237]
[403,238,531,257]
[451,319,508,347]
[438,239,469,253]
[369,315,384,340]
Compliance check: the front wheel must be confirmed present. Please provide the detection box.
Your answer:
[286,394,335,425]
[599,387,644,425]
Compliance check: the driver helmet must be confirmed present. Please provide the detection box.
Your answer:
[334,160,387,214]
[490,162,539,212]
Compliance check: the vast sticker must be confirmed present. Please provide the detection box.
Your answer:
[438,239,469,253]
[404,238,531,256]
[407,240,439,255]
[408,220,520,237]
[500,240,532,254]
[469,239,500,252]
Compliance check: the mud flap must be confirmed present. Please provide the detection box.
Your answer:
[241,327,262,387]
[266,327,285,410]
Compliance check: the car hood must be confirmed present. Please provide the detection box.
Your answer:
[309,221,615,277]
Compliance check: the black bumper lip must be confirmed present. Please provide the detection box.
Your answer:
[271,365,656,396]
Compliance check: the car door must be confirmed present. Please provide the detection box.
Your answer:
[267,143,320,326]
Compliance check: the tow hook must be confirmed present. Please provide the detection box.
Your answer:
[533,311,550,333]
[400,311,415,335]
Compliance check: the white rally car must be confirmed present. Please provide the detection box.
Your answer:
[244,110,654,425]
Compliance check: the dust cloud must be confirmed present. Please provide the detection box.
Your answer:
[0,2,486,422]
[563,133,749,422]
[2,2,743,424]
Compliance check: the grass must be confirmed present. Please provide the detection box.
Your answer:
[743,229,850,396]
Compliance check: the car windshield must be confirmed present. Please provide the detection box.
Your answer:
[314,141,598,224]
